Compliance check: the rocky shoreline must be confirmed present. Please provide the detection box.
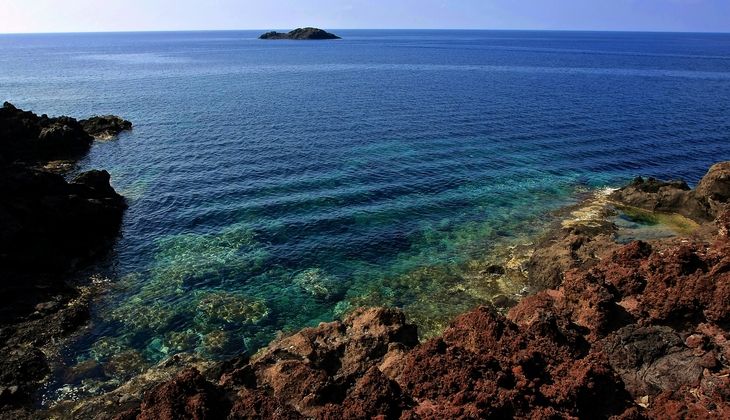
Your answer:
[2,102,729,419]
[0,103,131,419]
[36,163,730,419]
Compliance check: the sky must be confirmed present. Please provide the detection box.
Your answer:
[0,0,728,34]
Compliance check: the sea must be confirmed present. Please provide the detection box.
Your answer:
[1,29,729,401]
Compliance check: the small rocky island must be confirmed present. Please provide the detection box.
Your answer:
[259,27,341,40]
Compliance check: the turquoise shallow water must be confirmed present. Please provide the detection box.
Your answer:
[1,30,730,399]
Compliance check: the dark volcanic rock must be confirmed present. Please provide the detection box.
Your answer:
[0,346,49,406]
[0,164,126,277]
[259,27,341,40]
[0,102,92,162]
[79,115,132,139]
[0,102,129,298]
[601,325,703,397]
[0,164,125,411]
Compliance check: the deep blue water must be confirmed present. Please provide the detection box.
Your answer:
[2,30,730,399]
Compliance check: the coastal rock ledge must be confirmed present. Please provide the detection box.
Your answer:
[259,27,341,40]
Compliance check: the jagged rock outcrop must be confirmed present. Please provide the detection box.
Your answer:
[511,226,730,418]
[259,27,341,40]
[80,115,132,140]
[0,102,131,162]
[0,102,92,162]
[528,162,730,291]
[0,165,126,278]
[696,161,730,216]
[611,162,730,222]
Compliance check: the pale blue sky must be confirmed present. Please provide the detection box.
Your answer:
[1,0,728,34]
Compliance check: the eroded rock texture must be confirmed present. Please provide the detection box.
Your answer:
[80,115,132,139]
[611,161,730,222]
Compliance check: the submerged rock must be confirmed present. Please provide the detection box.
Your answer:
[292,268,344,301]
[259,27,341,40]
[194,291,269,327]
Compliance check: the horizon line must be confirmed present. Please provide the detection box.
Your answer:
[2,27,729,36]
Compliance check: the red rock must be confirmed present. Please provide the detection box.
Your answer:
[227,388,302,419]
[137,368,228,420]
[338,367,408,419]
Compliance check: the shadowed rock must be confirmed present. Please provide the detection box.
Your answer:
[0,165,126,277]
[0,102,92,162]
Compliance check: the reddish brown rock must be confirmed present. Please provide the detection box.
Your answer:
[227,389,302,419]
[398,306,632,418]
[137,368,228,420]
[526,222,618,290]
[249,307,418,417]
[337,367,409,419]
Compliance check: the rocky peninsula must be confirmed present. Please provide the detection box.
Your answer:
[0,102,130,418]
[1,102,729,418]
[259,27,341,40]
